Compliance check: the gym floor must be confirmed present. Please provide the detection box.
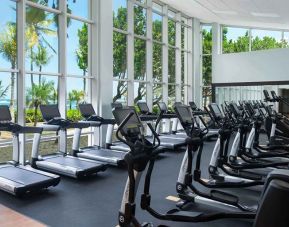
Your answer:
[0,140,260,227]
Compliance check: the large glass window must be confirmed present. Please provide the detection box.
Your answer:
[152,12,162,42]
[113,0,127,31]
[25,7,59,73]
[113,32,127,79]
[113,81,128,104]
[222,27,250,53]
[168,47,175,83]
[67,20,88,76]
[153,83,162,104]
[252,29,282,51]
[134,82,146,103]
[134,5,146,36]
[168,84,176,107]
[153,43,162,82]
[0,0,17,69]
[168,19,176,46]
[134,38,146,80]
[67,0,88,19]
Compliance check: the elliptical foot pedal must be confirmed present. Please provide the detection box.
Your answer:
[239,171,263,181]
[210,190,239,205]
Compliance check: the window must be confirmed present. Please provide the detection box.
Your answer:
[168,84,176,107]
[201,25,212,107]
[168,47,175,83]
[134,38,146,80]
[113,32,127,79]
[153,83,162,104]
[67,78,88,111]
[168,19,176,46]
[283,32,289,48]
[222,26,250,53]
[67,20,88,76]
[152,2,162,14]
[113,0,127,31]
[153,43,162,82]
[152,12,162,42]
[67,0,88,19]
[0,0,17,69]
[0,72,16,120]
[134,5,146,36]
[252,29,282,51]
[134,82,146,103]
[29,0,58,9]
[113,81,128,104]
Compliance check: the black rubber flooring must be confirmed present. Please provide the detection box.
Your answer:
[0,140,259,227]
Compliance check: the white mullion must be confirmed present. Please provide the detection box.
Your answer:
[17,0,26,164]
[175,12,181,102]
[26,0,62,14]
[146,0,153,108]
[187,19,193,102]
[67,13,94,24]
[58,0,67,118]
[87,0,92,104]
[162,5,168,105]
[127,0,134,105]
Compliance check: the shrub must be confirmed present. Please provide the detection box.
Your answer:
[67,109,82,121]
[25,109,43,123]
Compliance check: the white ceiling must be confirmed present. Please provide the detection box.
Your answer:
[160,0,289,30]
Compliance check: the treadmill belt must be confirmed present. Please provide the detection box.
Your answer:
[0,166,53,185]
[43,156,103,169]
[81,148,126,159]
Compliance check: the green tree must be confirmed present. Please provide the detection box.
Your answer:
[76,23,88,92]
[0,81,9,99]
[0,23,17,118]
[27,78,54,126]
[68,90,85,110]
[33,45,52,84]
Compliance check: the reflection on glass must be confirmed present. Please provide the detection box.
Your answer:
[113,81,127,105]
[134,38,146,80]
[113,0,127,30]
[67,19,88,76]
[113,32,127,79]
[134,82,146,103]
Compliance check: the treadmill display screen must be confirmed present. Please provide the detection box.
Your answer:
[158,102,167,112]
[0,106,12,121]
[210,104,222,119]
[138,102,150,113]
[175,105,193,124]
[79,104,96,118]
[40,105,61,121]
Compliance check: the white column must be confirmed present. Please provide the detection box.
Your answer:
[162,5,168,105]
[187,18,193,102]
[146,0,153,109]
[175,13,181,102]
[17,0,26,164]
[127,0,134,105]
[94,0,113,146]
[212,22,221,84]
[192,18,201,107]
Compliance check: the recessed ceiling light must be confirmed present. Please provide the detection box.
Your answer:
[212,10,238,15]
[251,12,280,18]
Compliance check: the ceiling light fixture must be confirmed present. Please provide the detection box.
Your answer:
[251,12,280,18]
[212,10,238,15]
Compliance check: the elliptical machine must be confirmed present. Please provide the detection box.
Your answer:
[114,105,289,227]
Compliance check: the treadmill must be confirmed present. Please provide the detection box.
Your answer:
[73,103,126,166]
[31,105,107,179]
[0,106,60,196]
[137,101,186,150]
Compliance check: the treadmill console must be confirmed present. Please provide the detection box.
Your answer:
[0,105,12,122]
[137,102,150,114]
[209,103,223,122]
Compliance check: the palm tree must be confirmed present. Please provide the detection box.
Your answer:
[0,23,17,119]
[0,81,9,99]
[33,45,52,84]
[68,90,85,110]
[26,4,57,87]
[27,78,54,126]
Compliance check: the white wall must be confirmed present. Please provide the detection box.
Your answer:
[213,48,289,84]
